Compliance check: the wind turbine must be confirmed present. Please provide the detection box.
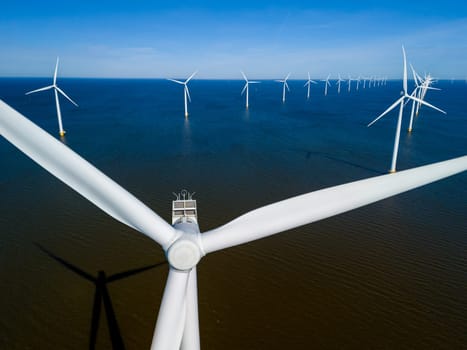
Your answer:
[304,72,318,99]
[240,71,260,109]
[362,77,368,89]
[356,76,361,91]
[275,73,291,103]
[321,74,331,96]
[167,71,197,118]
[347,75,352,92]
[367,46,446,173]
[1,100,466,350]
[25,57,78,137]
[336,74,345,94]
[407,67,443,133]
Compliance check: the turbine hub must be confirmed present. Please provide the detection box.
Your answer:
[167,238,202,271]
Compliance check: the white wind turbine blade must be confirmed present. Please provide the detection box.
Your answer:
[185,71,198,84]
[367,96,404,127]
[406,94,446,114]
[410,63,419,87]
[167,78,184,85]
[55,86,79,107]
[241,71,248,82]
[402,46,408,94]
[423,86,441,91]
[25,85,54,95]
[275,80,284,83]
[308,72,311,81]
[53,57,59,85]
[249,81,260,84]
[200,156,467,254]
[185,85,192,103]
[0,100,176,248]
[285,81,290,91]
[180,268,200,350]
[151,268,189,350]
[241,82,248,95]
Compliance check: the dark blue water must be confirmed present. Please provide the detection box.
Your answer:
[0,78,466,349]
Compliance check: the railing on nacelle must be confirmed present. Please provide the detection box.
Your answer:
[172,190,198,225]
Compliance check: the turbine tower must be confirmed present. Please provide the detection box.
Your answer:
[240,71,260,109]
[367,46,446,173]
[25,57,78,137]
[167,71,197,118]
[275,73,291,103]
[0,100,466,350]
[304,72,318,99]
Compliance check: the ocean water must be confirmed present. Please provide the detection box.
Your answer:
[0,78,466,349]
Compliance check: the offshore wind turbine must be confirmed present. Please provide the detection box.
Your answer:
[415,73,439,116]
[407,66,443,132]
[362,77,368,89]
[240,71,260,109]
[356,76,361,91]
[167,71,197,118]
[25,57,78,137]
[336,74,345,94]
[321,74,331,96]
[347,75,352,92]
[1,100,466,350]
[304,72,318,99]
[275,73,291,103]
[367,46,446,173]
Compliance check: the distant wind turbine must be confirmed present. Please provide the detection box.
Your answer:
[362,77,368,89]
[25,57,78,137]
[336,74,345,94]
[367,46,446,173]
[356,76,361,91]
[167,71,197,118]
[321,74,331,96]
[275,73,291,103]
[407,65,443,132]
[304,72,318,99]
[240,71,260,109]
[347,75,352,92]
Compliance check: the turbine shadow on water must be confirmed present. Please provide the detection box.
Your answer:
[296,149,385,175]
[35,243,166,350]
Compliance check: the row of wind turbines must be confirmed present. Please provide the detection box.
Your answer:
[367,46,446,173]
[1,47,466,350]
[168,71,389,116]
[24,58,391,135]
[25,51,444,174]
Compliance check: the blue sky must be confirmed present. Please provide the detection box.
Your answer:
[1,1,466,79]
